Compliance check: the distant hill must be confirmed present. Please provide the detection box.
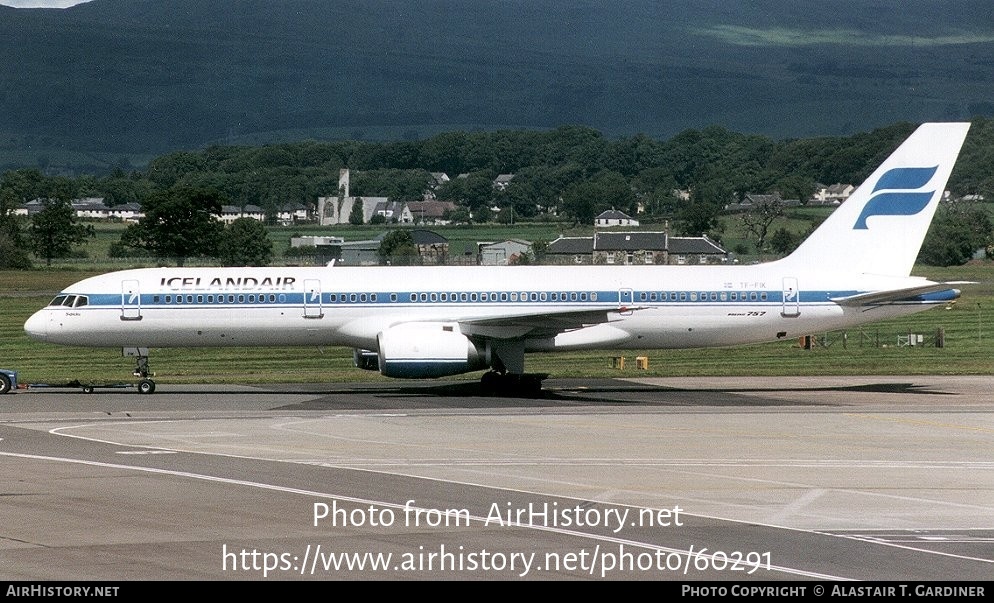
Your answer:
[2,0,993,172]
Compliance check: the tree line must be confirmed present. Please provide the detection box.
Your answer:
[1,119,993,268]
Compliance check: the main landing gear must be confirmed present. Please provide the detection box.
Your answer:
[480,341,545,396]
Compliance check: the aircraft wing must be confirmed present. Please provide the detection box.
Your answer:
[829,282,969,307]
[458,306,641,339]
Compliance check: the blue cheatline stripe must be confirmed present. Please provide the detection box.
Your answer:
[58,288,955,310]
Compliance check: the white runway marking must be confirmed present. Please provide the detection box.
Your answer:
[0,449,842,580]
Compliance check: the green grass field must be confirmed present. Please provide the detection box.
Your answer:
[2,262,992,386]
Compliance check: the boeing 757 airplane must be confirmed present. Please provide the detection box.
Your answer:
[24,122,971,394]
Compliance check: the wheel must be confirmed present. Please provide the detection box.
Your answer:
[520,374,544,397]
[138,379,156,395]
[0,374,10,395]
[82,385,94,394]
[480,371,501,393]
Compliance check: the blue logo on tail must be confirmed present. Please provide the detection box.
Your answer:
[853,166,938,229]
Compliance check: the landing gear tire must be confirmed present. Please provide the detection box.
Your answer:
[0,374,10,395]
[138,379,156,395]
[82,385,94,394]
[479,371,545,397]
[480,371,501,391]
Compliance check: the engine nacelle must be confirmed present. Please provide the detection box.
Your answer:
[377,323,486,378]
[352,348,380,371]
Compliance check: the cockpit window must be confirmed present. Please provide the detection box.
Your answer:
[74,296,88,307]
[61,296,77,307]
[50,295,67,307]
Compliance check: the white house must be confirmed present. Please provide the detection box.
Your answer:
[811,183,855,205]
[216,204,266,224]
[594,209,639,227]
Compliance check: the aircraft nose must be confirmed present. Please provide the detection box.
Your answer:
[24,310,48,341]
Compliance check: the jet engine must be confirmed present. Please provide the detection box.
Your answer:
[376,323,486,378]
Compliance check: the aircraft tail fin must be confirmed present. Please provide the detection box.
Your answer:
[780,122,970,277]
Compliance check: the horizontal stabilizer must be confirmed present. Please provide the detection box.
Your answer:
[830,283,969,307]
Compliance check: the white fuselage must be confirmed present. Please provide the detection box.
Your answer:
[23,263,952,354]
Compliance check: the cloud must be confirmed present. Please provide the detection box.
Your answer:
[696,25,994,47]
[0,0,92,7]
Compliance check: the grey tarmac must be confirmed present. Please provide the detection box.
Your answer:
[1,376,992,581]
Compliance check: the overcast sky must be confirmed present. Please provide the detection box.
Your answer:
[0,0,92,7]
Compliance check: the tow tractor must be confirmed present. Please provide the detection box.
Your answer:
[0,369,17,395]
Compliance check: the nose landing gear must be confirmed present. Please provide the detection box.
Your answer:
[127,348,156,394]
